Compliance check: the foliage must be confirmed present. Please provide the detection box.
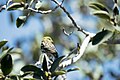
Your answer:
[0,0,120,80]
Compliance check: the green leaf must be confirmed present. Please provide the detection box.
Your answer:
[51,70,66,77]
[21,65,43,75]
[20,72,32,77]
[21,65,46,80]
[114,0,117,3]
[92,29,113,45]
[117,20,120,26]
[2,46,9,52]
[35,0,42,10]
[5,47,14,53]
[16,16,26,28]
[12,0,26,3]
[21,71,45,79]
[42,55,48,72]
[93,11,110,20]
[33,72,45,79]
[9,75,20,80]
[7,3,25,11]
[89,2,109,12]
[114,25,120,32]
[67,68,80,72]
[22,78,36,80]
[0,47,13,62]
[117,16,120,27]
[50,56,65,73]
[113,4,119,15]
[108,30,120,42]
[1,54,13,76]
[0,40,8,49]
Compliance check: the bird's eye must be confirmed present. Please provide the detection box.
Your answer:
[48,38,51,40]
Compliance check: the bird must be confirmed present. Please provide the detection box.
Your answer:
[41,36,58,61]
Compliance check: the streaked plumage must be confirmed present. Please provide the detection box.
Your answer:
[41,37,58,60]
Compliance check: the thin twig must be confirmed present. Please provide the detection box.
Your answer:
[62,28,73,36]
[66,43,80,58]
[28,0,65,14]
[0,5,6,12]
[52,0,89,36]
[28,5,59,14]
[61,0,65,5]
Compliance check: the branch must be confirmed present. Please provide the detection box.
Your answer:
[28,5,59,14]
[52,0,91,36]
[27,0,59,14]
[59,35,91,68]
[28,0,65,14]
[0,5,6,12]
[62,28,73,36]
[65,43,80,58]
[51,0,96,69]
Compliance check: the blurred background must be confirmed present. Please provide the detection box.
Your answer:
[0,0,120,80]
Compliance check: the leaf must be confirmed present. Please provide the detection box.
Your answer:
[114,25,120,32]
[42,55,48,72]
[33,72,42,79]
[21,71,45,79]
[35,0,42,10]
[7,3,25,11]
[93,11,110,20]
[51,70,66,77]
[16,16,26,28]
[67,68,80,72]
[21,64,45,79]
[114,0,117,3]
[12,0,26,3]
[33,72,46,79]
[113,4,119,15]
[0,40,8,49]
[5,47,14,53]
[50,56,65,73]
[21,65,43,74]
[22,78,36,80]
[117,20,120,26]
[0,47,13,62]
[89,2,109,12]
[9,75,20,80]
[20,72,33,77]
[1,54,13,76]
[92,29,113,45]
[108,30,120,41]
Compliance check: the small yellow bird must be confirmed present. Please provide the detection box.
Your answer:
[41,36,58,61]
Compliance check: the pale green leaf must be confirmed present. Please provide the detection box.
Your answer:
[93,11,110,20]
[16,16,26,28]
[89,2,109,12]
[35,0,42,10]
[92,29,113,45]
[7,3,25,11]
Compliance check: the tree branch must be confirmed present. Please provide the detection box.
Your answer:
[0,5,6,12]
[28,5,59,14]
[59,35,91,68]
[51,0,92,36]
[28,0,65,14]
[62,28,73,36]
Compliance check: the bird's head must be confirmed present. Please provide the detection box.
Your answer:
[43,36,53,43]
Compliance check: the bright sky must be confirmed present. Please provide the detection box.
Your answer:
[0,0,120,80]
